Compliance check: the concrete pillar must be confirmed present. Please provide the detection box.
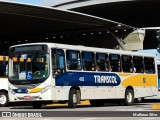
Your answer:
[123,29,145,50]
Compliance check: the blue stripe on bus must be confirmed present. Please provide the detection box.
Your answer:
[55,72,121,86]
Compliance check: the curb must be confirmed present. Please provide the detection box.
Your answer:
[47,100,90,106]
[152,104,160,110]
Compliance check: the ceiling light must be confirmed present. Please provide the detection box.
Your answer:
[117,24,121,27]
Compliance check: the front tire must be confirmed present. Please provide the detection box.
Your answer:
[0,91,8,107]
[122,89,134,106]
[68,88,78,108]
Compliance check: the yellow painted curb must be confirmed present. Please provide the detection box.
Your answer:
[80,100,90,105]
[47,100,90,106]
[152,104,160,110]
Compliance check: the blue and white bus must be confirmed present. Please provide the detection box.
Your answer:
[8,43,158,108]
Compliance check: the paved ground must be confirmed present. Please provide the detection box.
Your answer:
[0,101,160,120]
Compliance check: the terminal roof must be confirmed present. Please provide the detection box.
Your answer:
[0,1,136,54]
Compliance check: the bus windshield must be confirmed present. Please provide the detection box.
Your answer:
[9,51,49,81]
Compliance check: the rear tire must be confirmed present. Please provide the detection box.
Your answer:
[122,89,134,106]
[32,101,42,109]
[68,88,78,108]
[0,91,8,107]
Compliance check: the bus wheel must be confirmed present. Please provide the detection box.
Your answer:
[68,88,78,108]
[32,101,42,109]
[0,91,8,107]
[122,89,134,106]
[90,100,104,107]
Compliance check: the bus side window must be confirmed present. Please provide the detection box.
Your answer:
[133,56,144,73]
[82,51,95,71]
[0,57,8,77]
[122,55,132,73]
[109,54,121,72]
[52,49,65,75]
[96,53,108,71]
[66,50,81,70]
[0,62,4,76]
[144,57,155,74]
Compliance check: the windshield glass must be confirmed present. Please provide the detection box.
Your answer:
[9,51,49,81]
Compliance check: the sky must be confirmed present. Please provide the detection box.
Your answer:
[138,49,160,60]
[1,0,71,6]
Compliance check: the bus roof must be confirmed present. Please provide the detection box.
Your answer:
[10,42,156,58]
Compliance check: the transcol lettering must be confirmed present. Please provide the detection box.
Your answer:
[94,75,117,84]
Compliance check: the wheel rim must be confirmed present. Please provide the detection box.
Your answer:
[73,93,77,104]
[0,95,7,105]
[127,92,132,103]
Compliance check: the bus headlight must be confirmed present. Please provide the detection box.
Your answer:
[9,87,16,95]
[41,85,51,93]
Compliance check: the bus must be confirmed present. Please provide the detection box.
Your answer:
[8,43,158,108]
[0,56,8,107]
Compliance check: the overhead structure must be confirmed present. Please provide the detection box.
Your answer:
[53,0,160,28]
[0,1,143,54]
[52,0,160,49]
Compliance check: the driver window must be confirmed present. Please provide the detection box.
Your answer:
[52,49,65,75]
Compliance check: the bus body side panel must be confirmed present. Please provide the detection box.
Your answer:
[54,86,118,100]
[54,72,120,100]
[115,86,125,99]
[121,74,157,98]
[53,86,70,100]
